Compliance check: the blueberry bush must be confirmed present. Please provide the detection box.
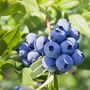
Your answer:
[0,0,90,90]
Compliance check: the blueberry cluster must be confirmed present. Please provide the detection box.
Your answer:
[17,33,49,67]
[42,19,85,73]
[17,19,84,73]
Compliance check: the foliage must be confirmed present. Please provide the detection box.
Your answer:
[0,0,90,90]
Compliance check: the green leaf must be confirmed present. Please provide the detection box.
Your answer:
[0,1,8,16]
[0,39,7,55]
[0,60,14,68]
[58,0,79,9]
[21,0,39,13]
[1,62,20,81]
[22,68,33,85]
[2,26,20,49]
[78,49,90,70]
[24,15,45,33]
[37,0,49,4]
[0,30,6,38]
[78,58,90,70]
[11,12,25,24]
[46,6,61,21]
[21,0,46,20]
[1,62,15,72]
[36,74,54,90]
[4,2,25,15]
[30,57,46,79]
[0,1,25,16]
[82,12,90,19]
[69,14,90,38]
[39,0,54,7]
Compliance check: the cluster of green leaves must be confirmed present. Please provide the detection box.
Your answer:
[0,0,90,90]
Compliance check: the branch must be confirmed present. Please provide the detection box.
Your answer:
[45,16,51,38]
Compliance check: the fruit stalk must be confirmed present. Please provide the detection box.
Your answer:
[45,16,51,38]
[54,73,58,90]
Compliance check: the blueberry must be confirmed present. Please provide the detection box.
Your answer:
[25,33,37,48]
[42,56,57,72]
[72,49,84,65]
[67,37,79,49]
[75,42,79,49]
[44,41,61,58]
[18,43,31,58]
[34,36,49,54]
[18,50,27,58]
[56,54,74,72]
[50,28,66,44]
[22,59,31,67]
[56,19,70,35]
[38,82,43,86]
[27,51,40,63]
[18,43,30,51]
[13,86,22,90]
[60,40,75,55]
[69,28,80,40]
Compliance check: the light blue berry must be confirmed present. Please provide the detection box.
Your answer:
[44,41,61,58]
[42,56,57,72]
[56,54,74,72]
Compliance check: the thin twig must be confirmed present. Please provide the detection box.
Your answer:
[54,73,58,90]
[45,16,51,39]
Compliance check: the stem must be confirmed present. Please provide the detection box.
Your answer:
[45,16,51,39]
[62,11,65,18]
[54,73,58,90]
[61,11,69,20]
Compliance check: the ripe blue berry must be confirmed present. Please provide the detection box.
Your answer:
[22,59,31,67]
[69,28,80,40]
[38,82,43,86]
[67,37,79,49]
[75,42,79,49]
[72,49,84,65]
[13,86,22,90]
[44,41,61,58]
[27,51,40,63]
[34,36,49,54]
[60,40,75,55]
[50,28,66,44]
[56,19,70,35]
[18,43,30,51]
[42,56,57,72]
[25,33,37,48]
[18,43,31,58]
[56,54,74,72]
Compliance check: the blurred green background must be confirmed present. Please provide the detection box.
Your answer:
[0,0,90,90]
